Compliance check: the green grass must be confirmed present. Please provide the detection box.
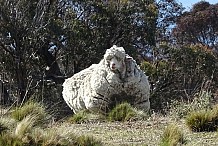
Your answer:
[108,102,146,122]
[160,124,185,146]
[68,110,106,124]
[68,110,89,124]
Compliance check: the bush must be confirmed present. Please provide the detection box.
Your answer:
[186,106,218,132]
[142,45,218,112]
[160,124,185,146]
[108,102,137,122]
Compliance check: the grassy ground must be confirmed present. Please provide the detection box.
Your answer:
[1,101,218,146]
[63,116,218,146]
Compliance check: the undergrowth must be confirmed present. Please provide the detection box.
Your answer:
[170,90,212,118]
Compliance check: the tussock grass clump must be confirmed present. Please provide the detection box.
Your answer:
[0,117,17,132]
[0,123,8,134]
[14,115,37,139]
[76,135,102,146]
[108,102,136,122]
[68,110,89,124]
[160,124,185,146]
[0,133,23,146]
[186,106,218,132]
[68,110,106,124]
[11,101,49,124]
[108,102,139,122]
[0,120,103,146]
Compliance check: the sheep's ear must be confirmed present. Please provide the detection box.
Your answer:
[125,54,132,61]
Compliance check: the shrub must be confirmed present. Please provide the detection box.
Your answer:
[170,90,212,118]
[160,124,185,146]
[108,102,137,122]
[11,101,49,125]
[186,108,218,132]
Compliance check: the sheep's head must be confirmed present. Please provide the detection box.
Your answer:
[104,45,126,72]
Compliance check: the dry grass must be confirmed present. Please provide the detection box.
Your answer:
[1,102,218,146]
[65,116,218,146]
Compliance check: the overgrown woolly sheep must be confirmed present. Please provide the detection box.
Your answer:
[62,45,150,113]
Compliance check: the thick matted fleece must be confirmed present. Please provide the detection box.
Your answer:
[62,45,150,113]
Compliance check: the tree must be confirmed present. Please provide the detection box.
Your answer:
[63,0,158,75]
[0,0,65,104]
[0,0,158,105]
[141,44,218,111]
[173,1,218,48]
[156,0,184,44]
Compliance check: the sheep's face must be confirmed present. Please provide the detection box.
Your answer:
[107,56,124,71]
[104,45,126,72]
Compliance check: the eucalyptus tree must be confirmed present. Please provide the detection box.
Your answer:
[63,0,158,74]
[173,1,218,48]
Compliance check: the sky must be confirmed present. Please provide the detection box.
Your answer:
[177,0,217,10]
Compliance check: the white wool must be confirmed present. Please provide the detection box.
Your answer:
[62,45,150,113]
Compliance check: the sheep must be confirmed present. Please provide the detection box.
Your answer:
[62,45,150,114]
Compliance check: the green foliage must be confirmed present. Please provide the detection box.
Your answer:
[141,60,168,81]
[11,101,49,125]
[144,44,218,111]
[160,124,185,146]
[186,105,218,132]
[108,103,137,122]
